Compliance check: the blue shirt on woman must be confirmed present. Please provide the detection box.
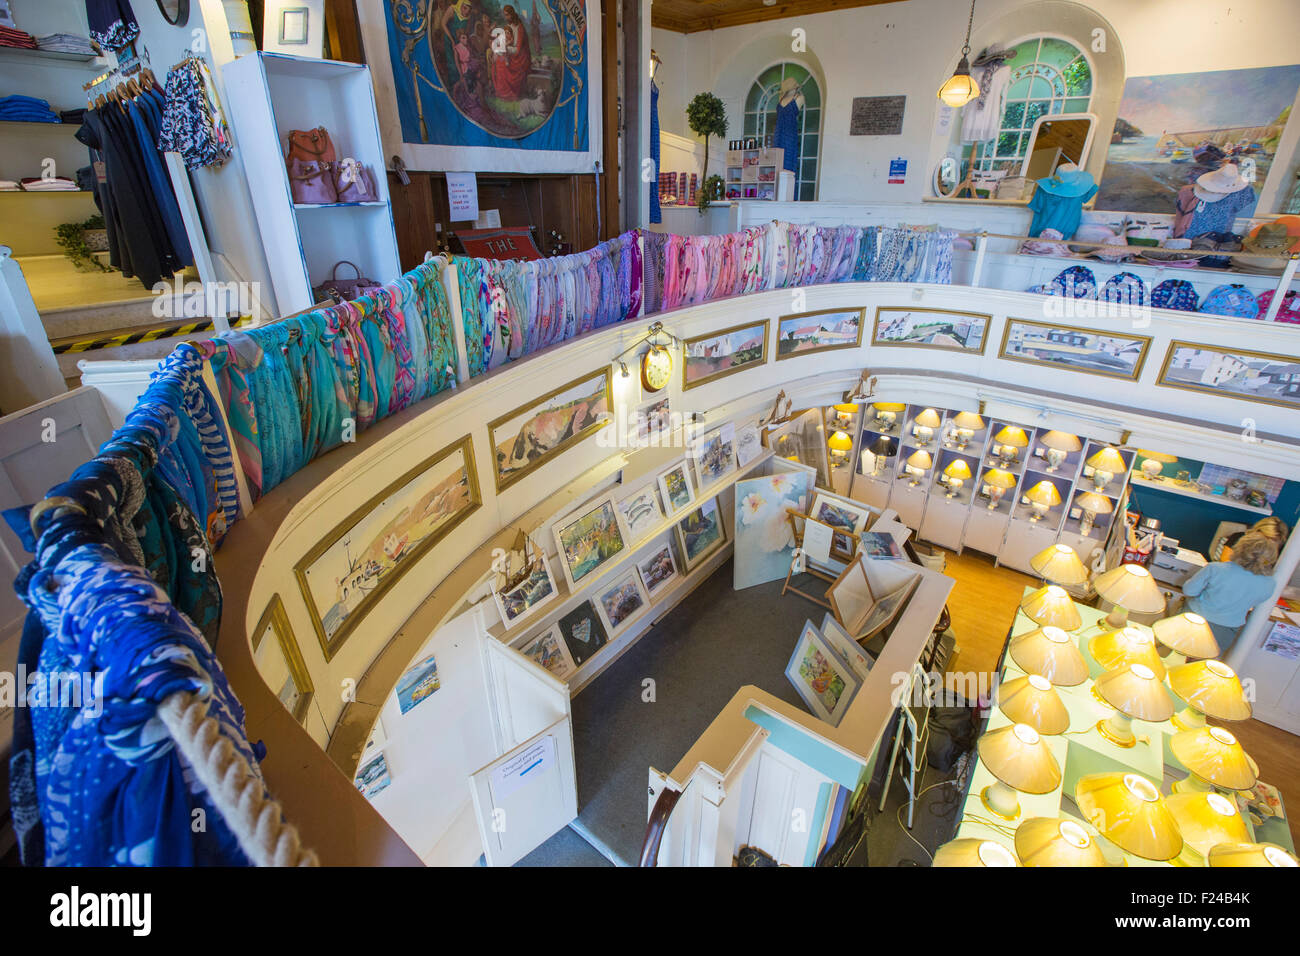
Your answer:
[1182,560,1275,627]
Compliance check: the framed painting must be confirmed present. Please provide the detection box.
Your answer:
[821,612,874,681]
[765,409,832,490]
[513,625,577,680]
[595,568,650,636]
[636,539,679,598]
[492,553,559,631]
[809,491,873,559]
[734,421,763,467]
[689,422,737,492]
[785,621,860,726]
[396,653,440,714]
[628,395,673,447]
[733,471,814,590]
[776,307,865,360]
[657,460,696,515]
[675,496,727,573]
[682,320,769,390]
[554,599,609,667]
[489,367,612,491]
[1157,341,1300,410]
[551,492,629,590]
[999,319,1152,381]
[295,435,481,661]
[618,485,664,547]
[252,593,314,725]
[872,307,990,353]
[354,750,392,799]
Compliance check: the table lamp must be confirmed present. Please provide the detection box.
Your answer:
[1039,430,1082,472]
[993,425,1029,464]
[904,449,932,486]
[942,458,972,497]
[828,430,853,467]
[976,723,1062,820]
[1167,660,1252,729]
[1208,843,1300,868]
[1167,792,1250,867]
[1075,491,1114,536]
[933,838,1019,867]
[1169,726,1257,793]
[1075,772,1184,862]
[1085,446,1127,491]
[1014,817,1107,867]
[1024,480,1061,522]
[873,402,904,431]
[1151,612,1219,663]
[950,411,984,449]
[912,407,942,445]
[1009,625,1088,685]
[1094,662,1174,747]
[981,468,1018,509]
[1137,449,1177,479]
[1089,626,1166,679]
[832,403,858,426]
[997,673,1069,734]
[1020,585,1082,632]
[1030,543,1089,587]
[867,435,897,476]
[1092,563,1165,630]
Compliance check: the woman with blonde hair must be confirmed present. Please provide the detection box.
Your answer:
[1220,515,1288,562]
[1183,531,1279,653]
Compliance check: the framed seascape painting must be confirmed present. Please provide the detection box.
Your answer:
[872,307,990,353]
[488,368,612,491]
[595,568,650,636]
[252,593,315,725]
[636,540,679,598]
[618,485,664,546]
[657,460,696,515]
[354,750,392,799]
[555,599,610,667]
[513,625,577,680]
[675,496,727,573]
[1157,342,1300,411]
[552,492,629,590]
[689,422,737,492]
[785,621,859,726]
[682,320,769,390]
[999,319,1152,381]
[396,653,440,714]
[492,553,559,631]
[295,435,481,661]
[776,307,865,360]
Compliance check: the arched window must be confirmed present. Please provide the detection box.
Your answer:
[971,37,1093,174]
[743,63,822,201]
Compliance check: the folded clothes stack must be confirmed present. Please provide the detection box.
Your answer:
[36,33,97,55]
[20,176,79,191]
[0,94,61,122]
[0,25,39,49]
[0,180,20,191]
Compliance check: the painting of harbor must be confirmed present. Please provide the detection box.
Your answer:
[999,320,1151,381]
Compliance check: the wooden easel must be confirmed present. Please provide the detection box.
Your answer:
[953,143,982,198]
[780,508,864,610]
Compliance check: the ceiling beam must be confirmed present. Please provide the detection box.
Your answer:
[651,0,907,35]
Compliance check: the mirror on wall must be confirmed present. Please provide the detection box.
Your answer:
[1020,113,1098,179]
[155,0,190,25]
[933,156,961,198]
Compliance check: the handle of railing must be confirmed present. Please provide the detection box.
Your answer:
[638,785,682,867]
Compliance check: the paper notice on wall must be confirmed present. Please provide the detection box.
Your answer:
[447,171,479,221]
[888,158,908,185]
[803,518,834,566]
[934,104,955,136]
[490,734,556,801]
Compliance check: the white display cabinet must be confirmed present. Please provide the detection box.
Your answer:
[890,437,932,530]
[1003,466,1075,574]
[222,52,401,314]
[851,424,897,511]
[920,446,981,552]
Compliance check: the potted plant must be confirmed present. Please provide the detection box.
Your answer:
[55,214,109,272]
[686,91,728,196]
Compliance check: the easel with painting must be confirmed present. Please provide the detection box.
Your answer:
[780,508,863,612]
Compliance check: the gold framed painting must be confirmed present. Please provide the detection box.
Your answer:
[871,306,990,354]
[682,319,769,390]
[997,318,1152,381]
[551,491,630,591]
[488,367,613,492]
[252,593,315,725]
[776,307,865,360]
[1156,341,1300,411]
[295,434,482,661]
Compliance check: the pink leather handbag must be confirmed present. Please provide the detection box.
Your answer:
[288,158,337,204]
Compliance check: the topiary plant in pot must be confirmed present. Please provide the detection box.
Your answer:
[686,91,728,189]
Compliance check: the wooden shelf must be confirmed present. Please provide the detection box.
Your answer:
[1129,473,1273,515]
[294,201,389,210]
[0,46,101,65]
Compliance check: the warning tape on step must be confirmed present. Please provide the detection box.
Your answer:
[52,316,255,354]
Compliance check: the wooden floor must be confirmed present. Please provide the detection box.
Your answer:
[16,254,152,311]
[934,545,1300,850]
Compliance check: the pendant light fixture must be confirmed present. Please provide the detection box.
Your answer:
[937,0,982,109]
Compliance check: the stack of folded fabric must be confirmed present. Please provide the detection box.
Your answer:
[0,180,20,191]
[0,94,61,123]
[20,176,79,191]
[36,33,97,55]
[0,25,38,49]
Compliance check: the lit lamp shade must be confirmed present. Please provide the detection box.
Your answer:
[1009,625,1088,685]
[1208,843,1300,868]
[933,838,1018,867]
[981,468,1018,509]
[1075,772,1184,862]
[1093,564,1165,629]
[1030,543,1089,587]
[828,430,853,454]
[1094,663,1174,747]
[994,426,1030,448]
[1039,430,1082,452]
[833,403,859,417]
[904,450,933,483]
[937,68,981,109]
[1168,660,1252,728]
[951,411,984,431]
[977,723,1062,819]
[943,459,972,481]
[1020,585,1083,632]
[1089,626,1166,679]
[1152,612,1220,660]
[869,436,898,458]
[1075,491,1114,516]
[873,402,905,413]
[913,408,942,429]
[1086,446,1127,489]
[1170,726,1258,792]
[997,673,1070,735]
[1167,792,1250,865]
[1014,817,1107,867]
[1025,481,1062,520]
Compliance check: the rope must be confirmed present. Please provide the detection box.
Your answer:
[158,691,319,867]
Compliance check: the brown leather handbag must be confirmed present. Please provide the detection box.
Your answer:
[285,127,337,165]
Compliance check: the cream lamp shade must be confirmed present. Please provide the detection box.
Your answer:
[914,408,942,429]
[1014,817,1107,867]
[982,468,1018,489]
[1094,662,1174,747]
[943,459,972,480]
[1019,585,1083,632]
[1025,481,1062,506]
[1038,430,1082,452]
[1075,772,1184,862]
[1086,446,1127,475]
[976,723,1062,819]
[1093,564,1165,628]
[1167,792,1250,865]
[1009,625,1088,685]
[1208,843,1300,868]
[1030,543,1089,587]
[1170,726,1258,792]
[905,449,933,470]
[1168,660,1252,728]
[1089,626,1166,679]
[994,426,1029,447]
[828,430,853,453]
[951,411,984,431]
[933,838,1018,867]
[1152,612,1220,660]
[1075,491,1114,516]
[997,673,1069,735]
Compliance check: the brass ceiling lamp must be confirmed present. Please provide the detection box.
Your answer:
[937,0,982,109]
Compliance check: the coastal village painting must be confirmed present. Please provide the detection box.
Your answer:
[490,369,611,490]
[777,308,864,358]
[873,308,988,352]
[683,321,768,388]
[1000,320,1150,380]
[1159,343,1300,409]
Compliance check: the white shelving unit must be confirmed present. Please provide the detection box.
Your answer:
[222,52,400,315]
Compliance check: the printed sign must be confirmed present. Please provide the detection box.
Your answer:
[849,95,906,136]
[447,171,479,222]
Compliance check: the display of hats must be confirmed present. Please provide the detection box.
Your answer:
[1098,272,1148,306]
[1237,220,1297,272]
[1255,289,1300,324]
[1021,227,1071,257]
[1044,265,1097,299]
[1198,283,1260,319]
[1084,237,1135,262]
[1150,278,1200,312]
[1036,167,1097,198]
[1189,232,1242,269]
[1193,163,1249,203]
[1138,237,1206,264]
[1070,222,1122,255]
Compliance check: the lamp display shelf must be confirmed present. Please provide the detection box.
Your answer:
[939,409,990,455]
[930,448,980,505]
[1011,469,1072,532]
[1061,485,1121,542]
[1129,473,1273,516]
[902,405,945,451]
[983,421,1033,476]
[1079,440,1134,496]
[894,441,935,487]
[864,401,907,437]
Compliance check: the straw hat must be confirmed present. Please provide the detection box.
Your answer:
[1193,163,1248,203]
[1243,220,1300,255]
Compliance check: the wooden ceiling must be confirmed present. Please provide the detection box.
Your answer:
[651,0,907,34]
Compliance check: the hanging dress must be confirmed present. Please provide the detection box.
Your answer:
[650,81,662,224]
[773,96,801,175]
